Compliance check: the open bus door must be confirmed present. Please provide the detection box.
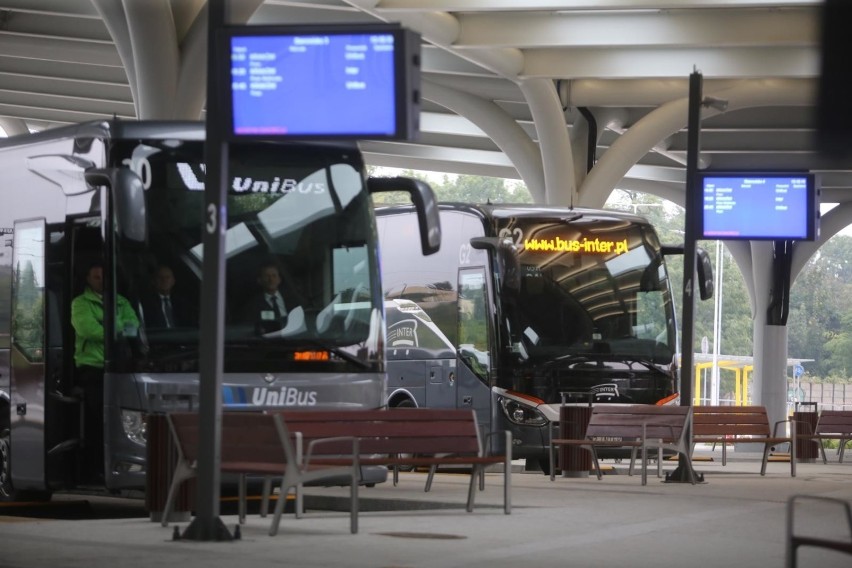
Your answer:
[8,218,50,497]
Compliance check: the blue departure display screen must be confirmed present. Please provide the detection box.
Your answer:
[229,32,397,137]
[700,174,814,240]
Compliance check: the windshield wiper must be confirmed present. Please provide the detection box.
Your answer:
[624,358,669,375]
[542,352,592,366]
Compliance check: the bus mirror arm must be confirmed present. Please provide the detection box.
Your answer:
[470,237,521,291]
[660,244,714,301]
[84,167,147,244]
[368,176,441,255]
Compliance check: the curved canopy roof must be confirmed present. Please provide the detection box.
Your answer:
[0,1,848,217]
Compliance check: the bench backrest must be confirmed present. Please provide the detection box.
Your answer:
[815,410,852,436]
[270,408,484,457]
[167,408,486,464]
[585,405,691,442]
[166,412,290,465]
[692,405,772,437]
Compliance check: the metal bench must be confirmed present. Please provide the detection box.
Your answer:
[548,404,695,485]
[692,405,796,476]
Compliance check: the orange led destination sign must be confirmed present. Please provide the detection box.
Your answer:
[294,350,330,361]
[523,237,629,254]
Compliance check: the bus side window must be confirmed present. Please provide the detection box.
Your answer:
[458,269,490,379]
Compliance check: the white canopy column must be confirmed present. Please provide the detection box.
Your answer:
[423,81,545,202]
[519,78,575,206]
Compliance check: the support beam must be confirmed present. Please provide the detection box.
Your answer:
[519,78,575,205]
[423,80,544,200]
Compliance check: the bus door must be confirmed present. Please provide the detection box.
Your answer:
[457,268,492,436]
[9,219,48,490]
[425,362,455,409]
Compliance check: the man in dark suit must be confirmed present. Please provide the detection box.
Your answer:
[142,264,193,329]
[243,262,292,335]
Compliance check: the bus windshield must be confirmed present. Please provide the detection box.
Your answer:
[111,139,380,373]
[497,217,676,400]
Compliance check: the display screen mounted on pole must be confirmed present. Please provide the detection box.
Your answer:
[697,171,819,241]
[222,24,421,140]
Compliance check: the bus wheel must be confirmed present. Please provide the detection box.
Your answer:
[525,457,551,476]
[0,431,14,501]
[0,431,51,503]
[391,400,417,470]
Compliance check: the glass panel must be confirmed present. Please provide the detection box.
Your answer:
[12,220,46,363]
[499,218,675,365]
[458,269,490,380]
[495,216,677,404]
[111,140,380,373]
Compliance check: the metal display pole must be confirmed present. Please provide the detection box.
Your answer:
[182,0,233,540]
[666,69,704,484]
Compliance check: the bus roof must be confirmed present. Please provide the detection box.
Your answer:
[375,202,656,227]
[0,119,361,152]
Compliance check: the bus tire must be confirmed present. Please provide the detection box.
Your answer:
[525,457,551,476]
[0,431,12,501]
[0,430,51,503]
[390,399,417,470]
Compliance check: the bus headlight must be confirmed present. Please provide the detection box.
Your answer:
[121,410,147,446]
[498,396,546,426]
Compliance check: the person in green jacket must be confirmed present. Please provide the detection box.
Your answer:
[71,261,139,481]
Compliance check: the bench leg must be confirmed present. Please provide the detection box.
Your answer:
[722,440,727,466]
[238,473,246,524]
[504,431,512,514]
[160,461,193,527]
[269,476,291,537]
[590,447,603,480]
[295,482,304,518]
[657,447,663,479]
[425,464,437,492]
[260,477,272,518]
[841,440,848,463]
[350,463,359,534]
[791,436,797,477]
[761,443,771,476]
[393,463,399,486]
[819,441,828,465]
[641,441,648,486]
[466,465,479,513]
[628,447,637,477]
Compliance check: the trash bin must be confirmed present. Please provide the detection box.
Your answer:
[793,401,819,463]
[145,413,193,523]
[558,392,593,478]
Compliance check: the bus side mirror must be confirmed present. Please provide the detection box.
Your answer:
[661,244,714,301]
[85,167,147,243]
[470,236,521,291]
[368,176,441,255]
[696,247,714,301]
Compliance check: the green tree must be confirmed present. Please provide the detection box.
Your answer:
[606,191,754,357]
[368,167,532,205]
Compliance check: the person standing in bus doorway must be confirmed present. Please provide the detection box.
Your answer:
[71,261,139,481]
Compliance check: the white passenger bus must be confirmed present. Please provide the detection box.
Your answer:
[0,120,439,500]
[377,203,710,472]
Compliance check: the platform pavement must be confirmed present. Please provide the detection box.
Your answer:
[1,450,851,568]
